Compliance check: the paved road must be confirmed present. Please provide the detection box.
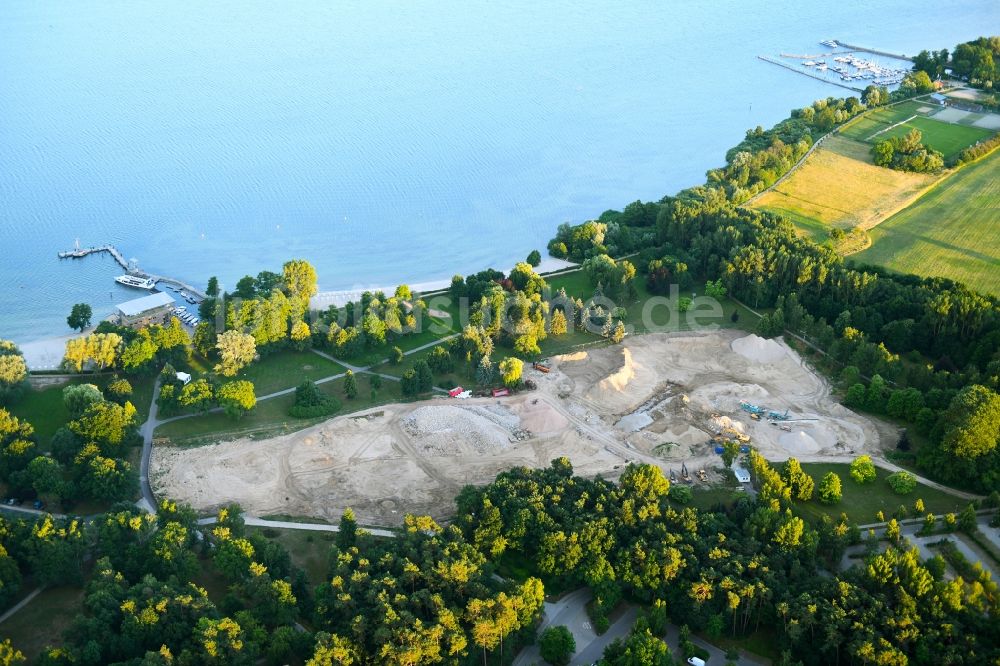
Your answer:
[841,513,999,579]
[513,588,763,666]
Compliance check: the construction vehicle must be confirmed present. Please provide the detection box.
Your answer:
[720,426,751,443]
[697,469,708,482]
[532,361,550,373]
[768,409,790,421]
[669,469,677,483]
[739,401,767,415]
[750,412,761,421]
[681,463,691,483]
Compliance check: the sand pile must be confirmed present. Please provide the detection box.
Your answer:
[780,430,820,454]
[599,348,637,392]
[401,405,514,454]
[731,334,786,364]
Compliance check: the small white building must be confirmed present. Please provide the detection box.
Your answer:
[732,465,751,484]
[175,371,192,386]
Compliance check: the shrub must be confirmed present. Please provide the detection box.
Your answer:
[887,471,917,495]
[288,380,340,418]
[849,455,877,484]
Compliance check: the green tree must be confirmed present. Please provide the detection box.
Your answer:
[938,385,1000,460]
[344,370,358,399]
[958,503,978,533]
[550,310,568,336]
[106,378,133,404]
[67,303,93,332]
[0,639,24,665]
[215,330,257,377]
[782,458,815,501]
[290,320,311,351]
[539,625,575,666]
[0,341,28,405]
[337,508,358,551]
[69,400,137,450]
[63,383,104,418]
[282,259,318,300]
[818,472,842,504]
[414,360,433,393]
[527,249,542,267]
[499,357,523,388]
[206,276,220,297]
[390,346,404,365]
[849,455,877,484]
[179,379,215,413]
[217,380,256,419]
[400,369,419,396]
[27,456,63,497]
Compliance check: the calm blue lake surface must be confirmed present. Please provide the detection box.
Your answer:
[1,0,996,343]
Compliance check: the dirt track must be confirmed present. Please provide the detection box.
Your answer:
[151,331,889,524]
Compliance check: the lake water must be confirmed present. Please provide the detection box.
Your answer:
[1,0,996,343]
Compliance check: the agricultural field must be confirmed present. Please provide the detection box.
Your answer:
[752,135,937,239]
[853,148,1000,296]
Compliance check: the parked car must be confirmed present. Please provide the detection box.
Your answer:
[32,500,45,510]
[3,498,21,506]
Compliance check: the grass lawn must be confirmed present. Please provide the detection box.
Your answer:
[753,135,937,237]
[1,585,84,663]
[251,526,336,586]
[875,116,994,160]
[9,374,155,448]
[225,350,344,396]
[794,462,969,525]
[154,370,404,446]
[700,628,781,662]
[838,100,939,142]
[853,148,1000,296]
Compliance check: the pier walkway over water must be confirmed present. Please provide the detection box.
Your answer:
[57,242,207,300]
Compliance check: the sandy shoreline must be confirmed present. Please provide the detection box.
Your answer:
[19,328,97,371]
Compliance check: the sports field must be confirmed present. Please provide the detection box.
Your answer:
[838,100,939,142]
[874,116,994,160]
[752,135,936,240]
[853,148,1000,296]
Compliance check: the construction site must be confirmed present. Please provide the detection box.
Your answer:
[150,331,889,525]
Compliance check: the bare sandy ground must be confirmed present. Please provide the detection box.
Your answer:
[152,330,887,524]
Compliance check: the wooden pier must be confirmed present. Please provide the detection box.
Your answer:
[58,243,207,301]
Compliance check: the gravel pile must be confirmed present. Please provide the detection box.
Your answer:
[401,405,516,454]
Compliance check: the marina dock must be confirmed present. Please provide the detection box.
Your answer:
[834,41,912,62]
[58,243,207,301]
[757,55,863,92]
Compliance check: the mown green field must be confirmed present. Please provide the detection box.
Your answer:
[875,116,994,160]
[795,462,969,525]
[838,100,939,142]
[853,148,1000,296]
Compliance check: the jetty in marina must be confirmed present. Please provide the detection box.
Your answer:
[57,241,207,301]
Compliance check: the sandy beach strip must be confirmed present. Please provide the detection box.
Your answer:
[309,257,577,309]
[19,329,95,371]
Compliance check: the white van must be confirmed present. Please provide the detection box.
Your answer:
[687,658,706,666]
